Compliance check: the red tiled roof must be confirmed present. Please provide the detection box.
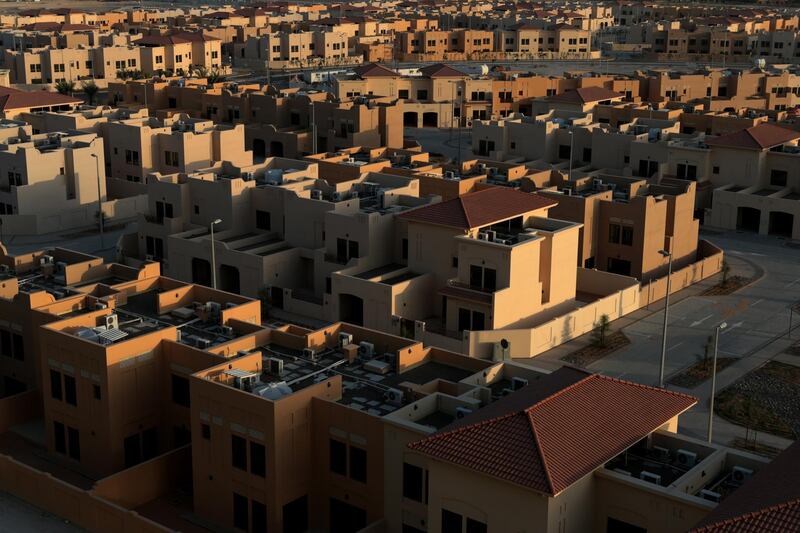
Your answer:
[352,63,397,78]
[705,123,800,151]
[137,32,219,46]
[549,87,624,105]
[398,187,557,229]
[408,369,697,495]
[691,441,800,533]
[419,63,468,78]
[0,87,81,112]
[22,22,93,32]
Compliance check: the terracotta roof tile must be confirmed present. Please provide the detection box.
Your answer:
[705,123,800,151]
[352,63,398,78]
[549,87,624,105]
[0,87,81,112]
[409,369,697,495]
[419,63,469,78]
[398,187,557,229]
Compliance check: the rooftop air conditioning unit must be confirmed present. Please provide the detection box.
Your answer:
[477,163,487,172]
[339,332,353,347]
[221,325,234,336]
[676,449,698,467]
[94,302,107,310]
[455,406,473,419]
[310,189,323,200]
[593,178,603,189]
[302,347,317,361]
[652,445,670,461]
[511,377,528,390]
[196,338,212,349]
[40,255,54,266]
[206,301,222,316]
[267,357,284,376]
[478,232,490,241]
[332,191,342,201]
[384,388,403,406]
[444,170,456,179]
[358,341,374,357]
[104,314,119,330]
[235,373,258,392]
[563,187,572,196]
[241,172,254,181]
[350,191,359,199]
[639,471,661,485]
[700,489,721,503]
[732,466,753,483]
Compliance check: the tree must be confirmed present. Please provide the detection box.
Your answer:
[720,259,731,287]
[206,70,226,84]
[592,314,611,348]
[81,80,99,105]
[54,79,75,95]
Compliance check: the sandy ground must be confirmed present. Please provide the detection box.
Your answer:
[0,0,199,12]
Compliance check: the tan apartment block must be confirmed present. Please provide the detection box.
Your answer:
[105,114,251,183]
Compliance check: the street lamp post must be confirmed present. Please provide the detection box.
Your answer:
[707,322,727,443]
[90,152,104,250]
[210,219,222,289]
[658,248,673,388]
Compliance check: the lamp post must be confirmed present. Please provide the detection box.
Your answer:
[90,152,104,250]
[658,248,673,388]
[707,321,727,443]
[210,218,222,289]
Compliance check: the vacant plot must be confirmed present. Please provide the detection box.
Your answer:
[716,361,800,440]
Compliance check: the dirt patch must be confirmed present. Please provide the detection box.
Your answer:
[715,361,800,441]
[701,275,753,296]
[561,332,630,367]
[668,357,737,389]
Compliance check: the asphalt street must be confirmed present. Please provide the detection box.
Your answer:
[584,231,800,386]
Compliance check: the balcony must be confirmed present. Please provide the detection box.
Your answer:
[439,279,494,305]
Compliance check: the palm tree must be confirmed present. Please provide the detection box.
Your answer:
[54,79,75,95]
[206,70,226,84]
[81,80,99,105]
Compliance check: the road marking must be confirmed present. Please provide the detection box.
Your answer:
[625,330,651,338]
[667,342,684,352]
[750,299,763,307]
[690,314,714,327]
[721,321,744,335]
[784,278,800,289]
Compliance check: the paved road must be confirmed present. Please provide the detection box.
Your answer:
[587,231,800,386]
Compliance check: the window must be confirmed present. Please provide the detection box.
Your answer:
[256,210,271,230]
[64,374,77,406]
[330,439,347,475]
[50,370,62,400]
[67,427,80,461]
[194,205,199,215]
[251,499,267,532]
[232,434,247,471]
[442,509,462,533]
[92,384,101,400]
[402,462,427,502]
[233,492,248,531]
[621,226,634,246]
[466,518,488,533]
[142,427,158,460]
[250,441,266,477]
[155,55,163,64]
[0,330,9,356]
[416,89,428,100]
[54,421,66,454]
[125,149,139,165]
[609,223,621,244]
[201,423,211,440]
[771,169,788,187]
[349,446,367,483]
[398,89,409,99]
[469,265,496,291]
[171,374,190,407]
[164,151,179,167]
[558,144,571,160]
[175,55,183,63]
[127,58,136,68]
